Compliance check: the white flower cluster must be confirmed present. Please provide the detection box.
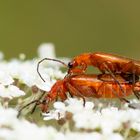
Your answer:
[0,43,140,140]
[0,107,61,140]
[43,98,140,140]
[0,106,124,140]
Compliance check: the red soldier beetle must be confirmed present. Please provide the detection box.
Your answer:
[67,52,140,96]
[67,52,140,76]
[18,73,140,117]
[40,73,140,112]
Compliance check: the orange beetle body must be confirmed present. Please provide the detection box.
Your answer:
[41,74,140,112]
[68,74,133,98]
[68,52,140,75]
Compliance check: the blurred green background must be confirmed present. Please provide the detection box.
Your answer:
[0,0,140,59]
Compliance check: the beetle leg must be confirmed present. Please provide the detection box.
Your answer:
[101,62,127,97]
[66,83,86,106]
[80,62,87,72]
[58,89,68,101]
[128,103,140,109]
[68,90,73,98]
[101,62,131,103]
[133,91,140,100]
[98,61,116,73]
[103,82,130,103]
[119,97,130,103]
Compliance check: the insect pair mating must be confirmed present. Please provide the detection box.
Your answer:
[18,52,140,117]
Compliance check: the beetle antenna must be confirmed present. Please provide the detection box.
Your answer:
[37,58,67,82]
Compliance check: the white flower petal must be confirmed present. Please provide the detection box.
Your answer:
[54,102,66,110]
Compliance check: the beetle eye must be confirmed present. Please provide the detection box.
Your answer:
[68,62,73,68]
